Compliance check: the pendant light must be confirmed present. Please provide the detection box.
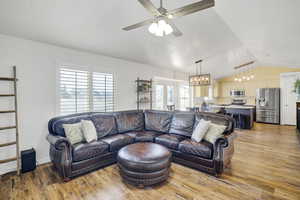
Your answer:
[189,59,211,86]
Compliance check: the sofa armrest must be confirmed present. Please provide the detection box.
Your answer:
[47,134,71,150]
[213,132,237,175]
[46,134,73,181]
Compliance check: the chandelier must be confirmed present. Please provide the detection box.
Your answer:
[148,19,173,37]
[189,60,211,86]
[233,61,255,82]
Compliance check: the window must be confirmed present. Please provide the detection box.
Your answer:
[179,85,190,110]
[60,68,90,115]
[92,72,114,112]
[167,86,174,106]
[155,85,164,110]
[59,67,114,115]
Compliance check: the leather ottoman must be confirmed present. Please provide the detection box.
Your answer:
[117,142,171,187]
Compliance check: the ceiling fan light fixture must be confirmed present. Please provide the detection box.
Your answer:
[158,20,167,29]
[155,27,164,36]
[164,24,173,35]
[167,14,173,19]
[148,22,158,34]
[148,19,173,36]
[123,0,216,37]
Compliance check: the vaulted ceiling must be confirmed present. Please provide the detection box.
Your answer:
[0,0,299,79]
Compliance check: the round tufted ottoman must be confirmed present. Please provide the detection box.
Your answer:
[117,142,171,187]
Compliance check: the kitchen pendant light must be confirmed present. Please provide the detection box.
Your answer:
[189,59,211,86]
[233,61,255,82]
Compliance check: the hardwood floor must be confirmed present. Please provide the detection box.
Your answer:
[1,123,300,200]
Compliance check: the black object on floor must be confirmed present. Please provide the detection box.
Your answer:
[21,148,36,173]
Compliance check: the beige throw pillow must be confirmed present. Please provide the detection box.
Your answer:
[191,119,211,142]
[63,123,84,145]
[81,120,98,143]
[204,123,226,144]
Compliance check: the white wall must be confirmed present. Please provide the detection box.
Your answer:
[0,34,187,175]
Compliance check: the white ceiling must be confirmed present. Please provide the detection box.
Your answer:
[0,0,299,79]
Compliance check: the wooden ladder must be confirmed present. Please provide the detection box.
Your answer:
[0,66,20,175]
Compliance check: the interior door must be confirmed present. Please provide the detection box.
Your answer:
[281,74,296,125]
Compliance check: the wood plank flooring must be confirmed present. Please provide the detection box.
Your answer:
[1,123,300,200]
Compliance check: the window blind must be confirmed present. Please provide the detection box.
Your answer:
[60,68,90,115]
[59,67,114,115]
[92,72,114,112]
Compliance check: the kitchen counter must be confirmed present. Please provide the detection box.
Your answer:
[211,104,255,109]
[210,104,255,129]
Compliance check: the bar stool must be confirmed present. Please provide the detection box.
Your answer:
[229,113,240,129]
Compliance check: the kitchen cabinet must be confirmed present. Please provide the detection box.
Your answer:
[226,108,254,129]
[297,102,300,131]
[211,105,255,129]
[194,85,209,97]
[213,80,220,98]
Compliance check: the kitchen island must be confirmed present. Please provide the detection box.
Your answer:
[210,104,255,129]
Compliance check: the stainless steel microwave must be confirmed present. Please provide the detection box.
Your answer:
[230,89,245,97]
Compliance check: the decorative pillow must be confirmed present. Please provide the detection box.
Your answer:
[81,120,98,143]
[63,123,84,145]
[191,119,211,142]
[204,123,226,144]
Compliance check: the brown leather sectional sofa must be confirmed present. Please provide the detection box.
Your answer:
[47,110,236,181]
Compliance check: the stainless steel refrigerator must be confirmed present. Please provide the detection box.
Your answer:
[256,88,280,124]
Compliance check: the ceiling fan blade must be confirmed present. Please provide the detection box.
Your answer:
[169,0,215,18]
[164,18,183,37]
[122,18,154,31]
[138,0,161,16]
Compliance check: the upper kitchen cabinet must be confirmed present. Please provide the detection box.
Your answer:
[193,85,209,97]
[213,80,220,98]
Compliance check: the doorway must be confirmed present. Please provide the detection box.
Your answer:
[280,73,300,125]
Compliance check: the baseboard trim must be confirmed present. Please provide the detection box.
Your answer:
[0,156,50,176]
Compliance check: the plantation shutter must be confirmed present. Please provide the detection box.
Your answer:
[92,72,114,112]
[60,68,90,115]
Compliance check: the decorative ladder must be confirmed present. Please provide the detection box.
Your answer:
[0,66,20,175]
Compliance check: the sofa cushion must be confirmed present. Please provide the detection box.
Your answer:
[191,119,211,142]
[101,134,134,152]
[81,120,98,142]
[63,122,85,145]
[155,134,187,150]
[178,139,213,159]
[126,131,162,142]
[114,110,144,133]
[72,141,109,162]
[169,112,195,137]
[195,112,233,135]
[204,123,227,144]
[90,113,118,138]
[144,110,173,133]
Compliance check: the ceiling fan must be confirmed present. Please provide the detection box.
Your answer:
[122,0,215,37]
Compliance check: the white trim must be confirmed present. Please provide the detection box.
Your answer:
[0,156,50,176]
